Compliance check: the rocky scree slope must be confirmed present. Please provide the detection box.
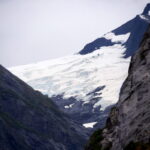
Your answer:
[0,65,88,150]
[85,26,150,150]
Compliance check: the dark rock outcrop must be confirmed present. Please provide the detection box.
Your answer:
[0,65,88,150]
[142,3,150,15]
[85,26,150,150]
[51,85,111,131]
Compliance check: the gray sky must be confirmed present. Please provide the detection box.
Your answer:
[0,0,150,67]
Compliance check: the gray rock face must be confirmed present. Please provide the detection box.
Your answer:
[96,26,150,150]
[0,65,88,150]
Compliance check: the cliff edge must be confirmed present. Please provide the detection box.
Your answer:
[85,26,150,150]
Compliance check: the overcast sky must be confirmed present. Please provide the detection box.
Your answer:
[0,0,150,67]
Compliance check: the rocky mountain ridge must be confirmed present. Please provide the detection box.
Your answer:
[79,4,150,57]
[0,65,88,150]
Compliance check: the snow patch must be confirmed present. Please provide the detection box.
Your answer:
[83,122,97,128]
[64,103,74,109]
[103,32,130,43]
[140,15,150,22]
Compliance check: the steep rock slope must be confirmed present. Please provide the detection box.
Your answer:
[9,4,150,130]
[85,26,150,150]
[0,65,88,150]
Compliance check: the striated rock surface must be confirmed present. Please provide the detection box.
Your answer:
[0,65,88,150]
[85,26,150,150]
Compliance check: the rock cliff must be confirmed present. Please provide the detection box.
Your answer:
[85,26,150,150]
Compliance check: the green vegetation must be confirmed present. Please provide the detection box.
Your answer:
[85,128,112,150]
[124,141,150,150]
[85,129,103,150]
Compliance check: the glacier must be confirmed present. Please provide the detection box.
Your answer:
[9,32,130,111]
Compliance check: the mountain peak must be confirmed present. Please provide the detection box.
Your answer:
[142,3,150,15]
